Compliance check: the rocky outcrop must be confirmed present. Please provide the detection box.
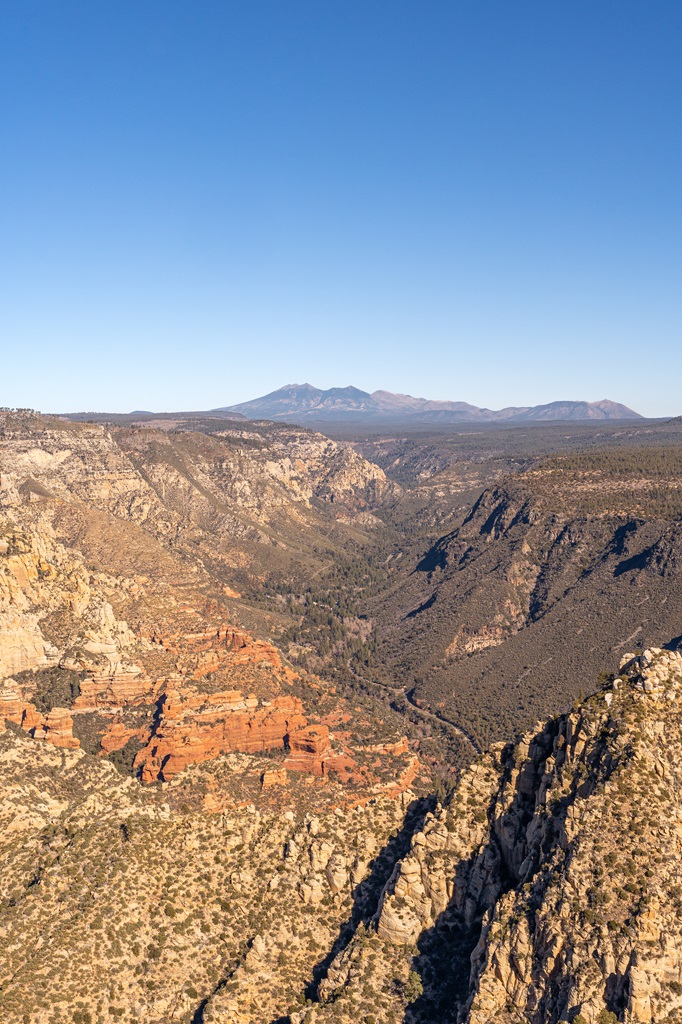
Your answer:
[0,517,140,690]
[146,624,289,679]
[72,669,157,709]
[0,611,55,677]
[460,653,682,1024]
[284,725,332,775]
[0,682,79,749]
[98,718,141,754]
[307,646,682,1024]
[375,758,499,946]
[30,707,80,748]
[282,724,363,782]
[134,688,308,782]
[260,766,288,789]
[0,717,416,1024]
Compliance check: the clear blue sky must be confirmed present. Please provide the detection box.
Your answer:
[1,1,680,416]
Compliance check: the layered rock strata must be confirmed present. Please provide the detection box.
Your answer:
[134,688,308,782]
[308,646,682,1024]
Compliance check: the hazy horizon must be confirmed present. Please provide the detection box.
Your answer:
[2,380,672,421]
[40,381,658,419]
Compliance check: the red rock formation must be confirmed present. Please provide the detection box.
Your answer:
[1,611,417,802]
[134,689,307,782]
[99,719,143,754]
[73,671,159,710]
[261,767,288,789]
[1,685,79,748]
[283,725,331,776]
[145,625,284,676]
[31,707,80,749]
[365,736,410,756]
[281,725,364,781]
[0,684,31,725]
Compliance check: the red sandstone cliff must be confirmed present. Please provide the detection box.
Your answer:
[133,689,308,782]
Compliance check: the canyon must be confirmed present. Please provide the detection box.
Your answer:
[1,408,682,1023]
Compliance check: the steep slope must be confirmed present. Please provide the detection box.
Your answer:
[0,412,391,596]
[0,411,427,791]
[305,646,682,1024]
[0,414,434,1024]
[373,447,682,746]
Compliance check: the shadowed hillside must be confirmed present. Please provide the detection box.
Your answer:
[368,444,682,747]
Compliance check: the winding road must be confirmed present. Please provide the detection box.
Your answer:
[353,669,483,757]
[395,684,483,756]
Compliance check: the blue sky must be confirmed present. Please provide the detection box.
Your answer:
[1,1,680,416]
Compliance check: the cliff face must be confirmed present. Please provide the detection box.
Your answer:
[376,453,682,747]
[0,414,389,551]
[133,689,308,782]
[0,513,416,796]
[303,646,682,1024]
[0,415,413,801]
[460,647,682,1024]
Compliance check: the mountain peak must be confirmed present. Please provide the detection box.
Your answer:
[224,386,643,424]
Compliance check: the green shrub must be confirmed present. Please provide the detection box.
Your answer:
[404,971,423,1002]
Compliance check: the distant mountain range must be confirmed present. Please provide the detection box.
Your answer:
[220,384,642,423]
